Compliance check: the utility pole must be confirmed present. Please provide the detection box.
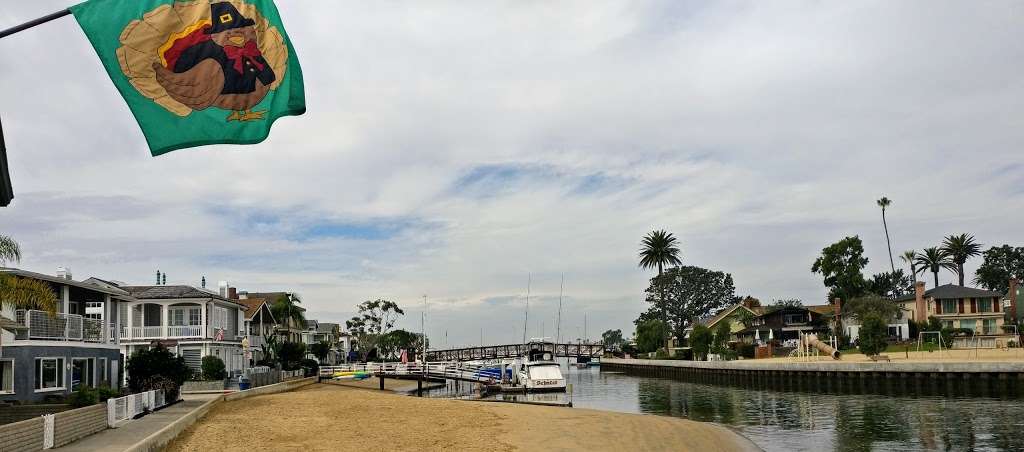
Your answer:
[522,273,531,344]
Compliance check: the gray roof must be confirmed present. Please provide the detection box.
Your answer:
[305,319,318,330]
[897,284,1003,301]
[0,267,128,296]
[317,322,339,334]
[120,285,234,302]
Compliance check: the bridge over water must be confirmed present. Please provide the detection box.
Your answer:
[424,342,605,362]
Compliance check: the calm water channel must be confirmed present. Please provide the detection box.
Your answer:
[427,362,1024,451]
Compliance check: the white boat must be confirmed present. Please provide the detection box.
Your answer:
[516,341,566,392]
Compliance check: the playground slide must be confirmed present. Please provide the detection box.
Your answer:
[805,334,841,360]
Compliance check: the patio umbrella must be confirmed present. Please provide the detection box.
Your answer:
[768,329,774,341]
[755,329,761,343]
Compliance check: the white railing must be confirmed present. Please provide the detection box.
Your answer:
[15,310,104,342]
[106,389,175,426]
[281,369,304,379]
[122,326,167,339]
[168,325,203,337]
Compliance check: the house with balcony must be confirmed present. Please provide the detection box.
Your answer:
[236,296,276,364]
[735,305,831,346]
[0,268,125,403]
[238,291,305,343]
[113,284,250,376]
[897,282,1010,347]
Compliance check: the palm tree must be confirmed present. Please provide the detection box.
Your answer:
[638,230,682,276]
[900,250,918,282]
[876,197,895,273]
[915,247,952,289]
[271,293,305,332]
[941,233,982,287]
[0,234,58,315]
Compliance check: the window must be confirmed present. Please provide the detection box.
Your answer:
[978,298,993,313]
[0,360,13,394]
[98,358,108,384]
[942,299,957,314]
[942,320,954,329]
[984,319,997,335]
[960,319,976,332]
[189,308,201,325]
[170,309,186,326]
[72,358,94,390]
[35,357,65,391]
[783,313,805,325]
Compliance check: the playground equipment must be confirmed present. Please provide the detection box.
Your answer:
[793,333,841,361]
[916,331,951,359]
[805,333,841,360]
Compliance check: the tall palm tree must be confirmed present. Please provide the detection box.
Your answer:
[638,230,682,276]
[900,250,918,282]
[941,233,982,287]
[915,247,952,289]
[876,197,895,274]
[271,293,305,332]
[0,234,58,315]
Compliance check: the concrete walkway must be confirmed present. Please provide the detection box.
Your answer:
[55,393,220,452]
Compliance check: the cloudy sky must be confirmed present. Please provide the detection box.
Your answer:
[1,1,1022,347]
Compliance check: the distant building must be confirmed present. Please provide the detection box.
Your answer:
[897,281,1012,347]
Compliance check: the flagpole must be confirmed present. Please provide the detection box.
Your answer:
[0,9,71,40]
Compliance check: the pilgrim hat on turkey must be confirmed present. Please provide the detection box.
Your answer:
[205,2,256,34]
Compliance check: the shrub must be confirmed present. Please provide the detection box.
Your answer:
[201,355,226,381]
[277,342,307,370]
[858,314,888,356]
[67,386,99,407]
[690,325,712,360]
[736,343,755,359]
[299,358,319,377]
[141,375,179,404]
[127,344,189,400]
[96,385,121,401]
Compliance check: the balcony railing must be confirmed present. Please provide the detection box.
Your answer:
[15,310,103,342]
[168,325,203,337]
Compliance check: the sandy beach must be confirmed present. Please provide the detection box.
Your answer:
[165,383,760,452]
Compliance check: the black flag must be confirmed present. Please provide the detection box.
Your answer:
[0,116,12,207]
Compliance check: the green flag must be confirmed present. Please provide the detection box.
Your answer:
[71,0,305,156]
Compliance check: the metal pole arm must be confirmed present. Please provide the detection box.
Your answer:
[0,9,71,40]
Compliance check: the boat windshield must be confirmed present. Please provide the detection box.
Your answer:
[528,365,563,380]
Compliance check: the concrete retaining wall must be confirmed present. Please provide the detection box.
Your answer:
[602,357,1024,373]
[124,377,317,452]
[0,416,44,452]
[0,404,70,426]
[52,404,107,448]
[181,380,226,392]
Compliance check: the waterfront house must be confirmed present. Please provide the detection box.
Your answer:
[835,296,912,342]
[238,291,305,343]
[735,305,830,345]
[235,296,277,364]
[683,299,760,343]
[1,268,125,403]
[115,284,250,376]
[897,281,1011,347]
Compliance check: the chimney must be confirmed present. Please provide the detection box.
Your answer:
[915,281,927,322]
[56,267,72,280]
[1009,278,1019,321]
[228,287,238,300]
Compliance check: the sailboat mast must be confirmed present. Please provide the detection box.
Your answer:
[522,273,531,344]
[556,273,563,344]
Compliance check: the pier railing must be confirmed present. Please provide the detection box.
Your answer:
[320,361,509,384]
[424,342,604,362]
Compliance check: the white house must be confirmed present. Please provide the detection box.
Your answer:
[112,284,250,376]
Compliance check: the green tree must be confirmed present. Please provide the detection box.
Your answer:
[308,341,332,363]
[857,313,888,356]
[638,230,682,277]
[601,329,624,350]
[378,329,420,360]
[643,265,736,345]
[127,344,190,400]
[877,197,896,274]
[270,293,305,330]
[690,324,712,360]
[201,355,226,380]
[900,250,918,282]
[941,233,983,287]
[974,245,1024,293]
[277,341,307,370]
[0,234,59,316]
[811,236,869,302]
[843,295,900,321]
[713,322,731,349]
[346,299,405,358]
[634,319,667,353]
[867,270,913,298]
[915,247,952,288]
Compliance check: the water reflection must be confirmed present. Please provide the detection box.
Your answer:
[422,362,1024,451]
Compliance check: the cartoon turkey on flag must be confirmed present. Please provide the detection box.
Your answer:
[116,1,288,122]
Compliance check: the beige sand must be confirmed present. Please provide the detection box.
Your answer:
[757,347,1024,364]
[166,383,759,452]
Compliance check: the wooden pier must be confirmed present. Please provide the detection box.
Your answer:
[424,342,604,362]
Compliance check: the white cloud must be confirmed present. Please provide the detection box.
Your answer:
[1,1,1022,346]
